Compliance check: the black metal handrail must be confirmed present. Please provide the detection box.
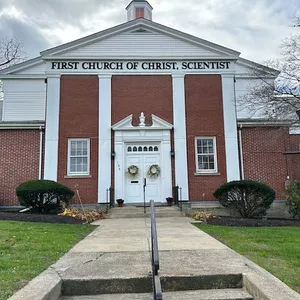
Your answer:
[109,187,114,208]
[150,200,162,300]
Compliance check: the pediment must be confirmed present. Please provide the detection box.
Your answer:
[40,19,240,59]
[112,113,173,131]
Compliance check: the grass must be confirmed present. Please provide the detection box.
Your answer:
[0,221,95,300]
[195,224,300,294]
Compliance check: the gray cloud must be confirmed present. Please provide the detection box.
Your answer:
[0,0,299,62]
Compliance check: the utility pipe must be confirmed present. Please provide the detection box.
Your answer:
[238,125,245,180]
[38,126,43,180]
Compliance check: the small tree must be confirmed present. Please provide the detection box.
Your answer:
[214,180,275,218]
[286,180,300,219]
[0,37,26,70]
[16,180,74,214]
[238,35,300,119]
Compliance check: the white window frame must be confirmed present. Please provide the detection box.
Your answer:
[67,138,90,176]
[195,137,218,174]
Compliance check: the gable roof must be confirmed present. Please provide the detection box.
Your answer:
[40,18,241,59]
[1,18,279,76]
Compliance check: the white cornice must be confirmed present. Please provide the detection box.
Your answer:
[42,56,240,61]
[0,75,46,79]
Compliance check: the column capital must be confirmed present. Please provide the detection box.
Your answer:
[98,75,112,79]
[172,74,185,79]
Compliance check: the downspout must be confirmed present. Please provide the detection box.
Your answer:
[38,126,43,180]
[238,125,245,180]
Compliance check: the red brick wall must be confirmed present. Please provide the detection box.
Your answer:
[288,134,300,181]
[111,75,173,125]
[0,130,40,206]
[241,127,289,198]
[58,75,98,204]
[185,75,227,200]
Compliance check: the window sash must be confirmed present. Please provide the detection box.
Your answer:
[195,137,217,173]
[68,139,90,175]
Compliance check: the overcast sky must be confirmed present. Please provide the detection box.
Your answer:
[0,0,299,64]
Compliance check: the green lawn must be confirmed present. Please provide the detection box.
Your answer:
[0,221,94,300]
[195,224,300,294]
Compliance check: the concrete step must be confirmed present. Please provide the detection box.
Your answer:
[61,274,243,296]
[60,288,253,300]
[109,206,183,219]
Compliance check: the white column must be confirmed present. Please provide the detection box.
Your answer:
[98,75,112,202]
[114,133,124,200]
[44,76,60,181]
[161,130,172,199]
[222,74,240,181]
[172,75,189,200]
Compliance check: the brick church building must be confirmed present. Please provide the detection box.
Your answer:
[0,0,299,207]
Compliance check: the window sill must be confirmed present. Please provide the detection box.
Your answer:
[194,172,220,176]
[64,175,92,179]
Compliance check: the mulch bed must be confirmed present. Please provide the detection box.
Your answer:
[0,211,83,224]
[206,216,300,227]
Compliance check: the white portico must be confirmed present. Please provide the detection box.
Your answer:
[112,113,173,203]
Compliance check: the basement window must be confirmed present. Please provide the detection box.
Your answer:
[195,137,218,173]
[68,139,90,176]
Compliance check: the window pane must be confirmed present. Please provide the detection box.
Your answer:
[143,146,148,151]
[196,138,216,172]
[69,140,89,174]
[138,146,142,151]
[133,147,137,152]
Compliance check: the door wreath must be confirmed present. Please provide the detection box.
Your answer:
[147,164,161,179]
[126,165,139,179]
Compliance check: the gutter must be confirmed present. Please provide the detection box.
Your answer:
[237,120,292,127]
[0,122,45,130]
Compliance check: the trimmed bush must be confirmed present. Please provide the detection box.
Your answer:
[16,180,74,214]
[213,180,275,218]
[286,180,300,219]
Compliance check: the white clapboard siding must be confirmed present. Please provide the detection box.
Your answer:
[13,62,46,75]
[235,77,270,119]
[234,62,255,75]
[3,79,46,121]
[60,33,224,58]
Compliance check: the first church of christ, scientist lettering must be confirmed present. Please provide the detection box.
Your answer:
[50,61,231,71]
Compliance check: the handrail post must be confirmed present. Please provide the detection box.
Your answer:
[150,200,162,300]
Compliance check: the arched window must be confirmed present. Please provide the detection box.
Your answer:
[127,146,132,152]
[154,146,158,152]
[138,146,142,152]
[149,146,153,152]
[143,146,148,152]
[133,146,137,152]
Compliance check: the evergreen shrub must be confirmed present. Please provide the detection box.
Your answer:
[213,180,275,218]
[16,180,74,214]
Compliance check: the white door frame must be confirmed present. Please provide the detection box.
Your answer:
[125,143,161,203]
[112,114,173,203]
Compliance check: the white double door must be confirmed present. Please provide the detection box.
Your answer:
[125,149,161,203]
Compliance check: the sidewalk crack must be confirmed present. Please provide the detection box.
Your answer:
[83,253,105,264]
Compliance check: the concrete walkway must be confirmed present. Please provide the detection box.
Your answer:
[9,216,300,300]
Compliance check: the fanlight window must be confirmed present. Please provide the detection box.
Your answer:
[127,145,159,152]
